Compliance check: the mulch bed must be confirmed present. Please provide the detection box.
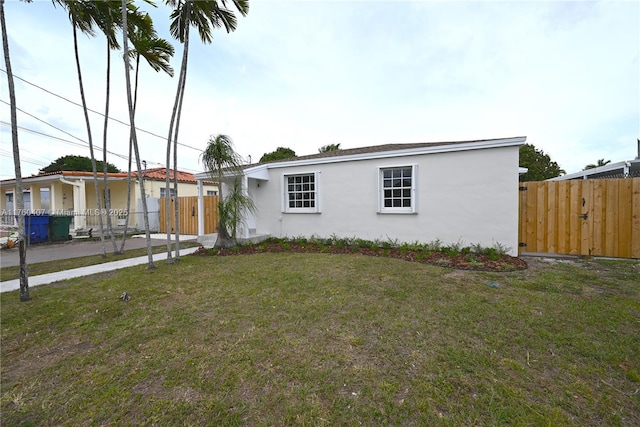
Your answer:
[191,242,528,272]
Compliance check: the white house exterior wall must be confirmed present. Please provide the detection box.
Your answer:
[251,146,520,255]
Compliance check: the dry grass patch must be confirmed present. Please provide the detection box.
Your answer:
[1,254,639,426]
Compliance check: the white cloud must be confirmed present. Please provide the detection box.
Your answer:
[1,0,638,180]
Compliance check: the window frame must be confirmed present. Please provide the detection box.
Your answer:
[377,164,418,214]
[160,187,176,198]
[282,171,321,214]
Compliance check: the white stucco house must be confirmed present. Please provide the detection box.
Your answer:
[194,136,527,255]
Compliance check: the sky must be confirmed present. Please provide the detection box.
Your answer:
[1,0,638,180]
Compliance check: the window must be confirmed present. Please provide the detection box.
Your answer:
[378,165,417,213]
[283,172,320,213]
[207,190,218,196]
[160,187,176,198]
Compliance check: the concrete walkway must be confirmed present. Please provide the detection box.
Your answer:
[0,235,200,293]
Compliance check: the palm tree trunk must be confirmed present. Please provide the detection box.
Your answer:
[1,0,29,301]
[102,42,118,254]
[119,54,141,254]
[72,19,107,258]
[122,0,154,269]
[171,26,190,261]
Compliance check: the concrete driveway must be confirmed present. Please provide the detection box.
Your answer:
[0,234,197,268]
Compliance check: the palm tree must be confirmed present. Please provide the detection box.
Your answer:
[119,10,174,253]
[54,0,108,258]
[200,134,254,248]
[319,143,341,153]
[95,0,123,254]
[583,159,612,171]
[1,0,29,301]
[164,0,250,262]
[121,0,155,268]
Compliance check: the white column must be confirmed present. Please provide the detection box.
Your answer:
[74,179,87,229]
[50,184,57,212]
[197,178,204,237]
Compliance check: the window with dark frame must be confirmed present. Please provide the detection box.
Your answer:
[382,167,412,209]
[287,174,315,209]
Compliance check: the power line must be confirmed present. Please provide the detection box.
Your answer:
[0,120,205,174]
[0,68,204,152]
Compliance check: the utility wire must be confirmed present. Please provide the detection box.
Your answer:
[0,68,204,152]
[0,119,204,174]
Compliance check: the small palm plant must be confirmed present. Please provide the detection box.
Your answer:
[201,134,255,248]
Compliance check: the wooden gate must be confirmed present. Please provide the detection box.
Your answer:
[518,178,640,258]
[159,195,219,235]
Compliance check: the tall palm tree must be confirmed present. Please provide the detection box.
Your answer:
[200,134,253,248]
[119,10,174,253]
[95,0,123,254]
[54,0,108,258]
[1,0,29,301]
[121,0,155,268]
[164,0,249,262]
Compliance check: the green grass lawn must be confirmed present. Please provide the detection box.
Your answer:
[1,254,639,426]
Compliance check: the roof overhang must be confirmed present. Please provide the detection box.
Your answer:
[248,136,526,174]
[194,136,526,182]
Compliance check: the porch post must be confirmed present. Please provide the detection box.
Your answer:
[49,184,57,212]
[74,179,87,229]
[197,178,204,237]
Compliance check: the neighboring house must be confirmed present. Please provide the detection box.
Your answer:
[549,140,640,181]
[194,136,526,255]
[0,168,217,231]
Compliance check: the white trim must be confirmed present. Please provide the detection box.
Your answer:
[377,164,418,214]
[244,137,526,174]
[282,171,321,214]
[191,137,528,183]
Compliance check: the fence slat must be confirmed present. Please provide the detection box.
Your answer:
[160,195,219,235]
[632,179,640,258]
[519,177,639,259]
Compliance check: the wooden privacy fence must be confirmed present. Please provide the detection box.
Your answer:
[519,178,640,258]
[159,195,219,235]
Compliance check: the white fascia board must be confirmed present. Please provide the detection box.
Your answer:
[256,136,527,171]
[519,167,528,175]
[1,174,131,188]
[0,174,63,187]
[194,171,212,181]
[245,166,269,180]
[194,170,245,181]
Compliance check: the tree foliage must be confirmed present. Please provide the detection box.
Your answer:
[519,144,565,182]
[319,143,341,153]
[260,147,296,163]
[583,159,611,170]
[40,155,120,174]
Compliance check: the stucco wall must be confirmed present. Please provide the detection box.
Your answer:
[251,146,520,255]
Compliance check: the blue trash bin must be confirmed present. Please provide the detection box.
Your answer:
[22,213,50,244]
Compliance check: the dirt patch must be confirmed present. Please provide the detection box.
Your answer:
[191,242,528,272]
